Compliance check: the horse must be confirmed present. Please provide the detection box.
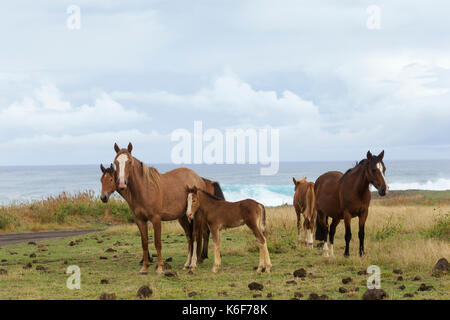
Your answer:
[314,150,388,257]
[108,142,224,274]
[185,185,271,273]
[292,177,316,248]
[197,178,225,263]
[100,164,223,266]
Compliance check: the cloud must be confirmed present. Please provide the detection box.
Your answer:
[0,83,149,140]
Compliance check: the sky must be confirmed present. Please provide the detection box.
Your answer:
[0,0,449,166]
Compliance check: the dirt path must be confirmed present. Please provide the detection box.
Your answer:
[0,229,103,246]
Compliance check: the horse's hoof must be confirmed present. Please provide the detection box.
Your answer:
[256,267,263,273]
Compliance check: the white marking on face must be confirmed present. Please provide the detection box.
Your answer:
[117,154,128,182]
[186,193,193,216]
[376,162,387,186]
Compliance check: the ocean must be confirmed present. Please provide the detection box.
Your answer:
[1,160,450,206]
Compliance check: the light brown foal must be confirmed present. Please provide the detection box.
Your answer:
[186,186,272,273]
[292,177,317,248]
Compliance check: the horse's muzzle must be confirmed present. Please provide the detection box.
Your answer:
[378,186,388,197]
[100,194,109,203]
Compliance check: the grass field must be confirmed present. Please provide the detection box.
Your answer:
[0,190,449,300]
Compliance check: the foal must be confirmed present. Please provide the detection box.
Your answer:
[292,177,316,248]
[186,186,271,273]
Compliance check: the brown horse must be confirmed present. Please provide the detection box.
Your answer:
[186,186,271,273]
[197,178,225,263]
[100,164,222,266]
[109,142,219,274]
[314,151,388,257]
[292,177,316,248]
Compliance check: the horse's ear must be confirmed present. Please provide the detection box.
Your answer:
[114,143,120,153]
[292,177,297,185]
[110,163,114,171]
[367,151,373,160]
[100,164,106,173]
[378,150,385,160]
[127,142,133,153]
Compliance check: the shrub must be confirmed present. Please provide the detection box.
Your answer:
[375,215,403,240]
[423,212,450,240]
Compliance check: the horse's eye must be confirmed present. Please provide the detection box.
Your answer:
[110,179,113,182]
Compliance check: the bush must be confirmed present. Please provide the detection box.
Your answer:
[375,215,403,240]
[423,212,450,240]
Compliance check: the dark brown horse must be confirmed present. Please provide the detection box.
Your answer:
[186,186,271,273]
[100,164,223,266]
[292,177,316,248]
[107,142,224,274]
[314,151,388,257]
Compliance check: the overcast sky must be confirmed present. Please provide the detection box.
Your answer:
[0,0,449,166]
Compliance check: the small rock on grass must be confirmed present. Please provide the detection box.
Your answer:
[398,285,406,290]
[413,276,421,281]
[308,293,330,300]
[294,292,304,298]
[188,291,198,297]
[403,293,414,298]
[99,293,116,300]
[393,269,403,274]
[293,268,307,278]
[248,282,264,291]
[342,277,352,284]
[339,287,347,293]
[418,283,433,291]
[29,253,36,258]
[0,269,7,275]
[253,294,262,298]
[35,265,47,271]
[137,285,153,298]
[105,248,116,253]
[100,279,109,284]
[23,263,32,269]
[362,289,388,300]
[28,241,37,245]
[286,280,297,285]
[164,271,177,277]
[432,258,449,276]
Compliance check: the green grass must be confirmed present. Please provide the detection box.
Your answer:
[0,223,448,300]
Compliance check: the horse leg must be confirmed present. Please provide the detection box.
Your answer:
[151,216,164,274]
[190,216,202,270]
[178,216,193,270]
[248,220,271,273]
[295,208,302,244]
[328,218,340,257]
[343,210,352,257]
[358,211,368,257]
[317,211,329,256]
[211,226,221,273]
[135,218,150,274]
[200,225,210,263]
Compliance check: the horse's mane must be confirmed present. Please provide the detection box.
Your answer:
[340,159,368,181]
[199,189,224,201]
[141,161,161,190]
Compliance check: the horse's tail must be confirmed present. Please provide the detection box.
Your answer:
[259,204,267,237]
[315,214,328,241]
[305,184,314,227]
[212,181,225,200]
